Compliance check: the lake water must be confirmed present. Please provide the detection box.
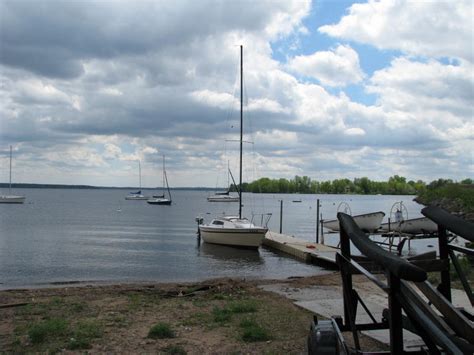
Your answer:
[0,189,435,289]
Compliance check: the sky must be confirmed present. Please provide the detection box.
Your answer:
[0,0,473,188]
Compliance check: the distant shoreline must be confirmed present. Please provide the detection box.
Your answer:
[0,183,217,191]
[0,183,417,195]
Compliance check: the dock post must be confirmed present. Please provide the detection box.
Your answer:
[195,217,203,245]
[279,200,283,233]
[316,199,320,243]
[320,216,324,245]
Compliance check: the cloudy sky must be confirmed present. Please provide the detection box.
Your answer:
[1,0,472,188]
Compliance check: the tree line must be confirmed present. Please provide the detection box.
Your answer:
[230,176,473,195]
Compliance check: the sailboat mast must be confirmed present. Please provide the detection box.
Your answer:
[9,145,12,194]
[239,45,243,219]
[138,160,141,190]
[162,155,165,191]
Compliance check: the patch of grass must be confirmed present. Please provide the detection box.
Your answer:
[228,300,257,314]
[69,301,86,313]
[212,306,232,323]
[106,313,128,327]
[148,322,176,339]
[67,337,91,350]
[162,344,187,354]
[67,319,103,349]
[74,319,102,338]
[191,299,208,308]
[212,293,230,300]
[28,318,68,344]
[127,293,143,310]
[50,296,65,306]
[239,319,271,342]
[181,312,209,326]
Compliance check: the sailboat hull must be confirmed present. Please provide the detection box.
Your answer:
[323,211,385,232]
[207,196,239,202]
[147,198,171,205]
[0,195,25,204]
[200,226,267,248]
[125,195,148,200]
[380,217,437,234]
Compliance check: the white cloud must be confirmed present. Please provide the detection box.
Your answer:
[190,90,237,110]
[247,98,290,113]
[367,57,473,130]
[345,127,365,136]
[0,0,472,186]
[319,0,473,61]
[288,44,365,86]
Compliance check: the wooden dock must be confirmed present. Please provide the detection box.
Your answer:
[263,231,339,269]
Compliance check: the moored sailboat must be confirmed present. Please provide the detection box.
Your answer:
[147,155,172,205]
[0,146,25,204]
[125,160,148,200]
[207,163,239,202]
[199,45,268,248]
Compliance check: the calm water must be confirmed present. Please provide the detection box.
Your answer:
[0,189,433,288]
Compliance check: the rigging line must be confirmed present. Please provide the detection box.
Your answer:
[241,62,263,213]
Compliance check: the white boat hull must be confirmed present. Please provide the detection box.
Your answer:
[207,196,239,202]
[147,197,171,205]
[380,217,437,234]
[200,226,267,248]
[323,211,385,232]
[125,195,148,200]
[0,195,25,204]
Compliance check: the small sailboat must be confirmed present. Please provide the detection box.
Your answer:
[0,146,26,204]
[207,162,239,202]
[125,160,148,200]
[147,155,172,205]
[199,45,268,248]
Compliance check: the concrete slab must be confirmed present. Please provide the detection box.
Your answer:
[259,281,426,349]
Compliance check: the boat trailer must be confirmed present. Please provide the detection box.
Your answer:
[308,205,473,354]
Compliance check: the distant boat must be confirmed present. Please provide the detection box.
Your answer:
[207,194,239,202]
[323,211,385,233]
[207,162,239,202]
[0,146,25,204]
[199,46,268,248]
[147,155,172,205]
[125,160,148,200]
[380,216,437,235]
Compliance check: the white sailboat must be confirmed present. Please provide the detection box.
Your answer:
[0,146,25,204]
[147,155,172,205]
[207,162,239,202]
[125,160,148,200]
[199,45,268,249]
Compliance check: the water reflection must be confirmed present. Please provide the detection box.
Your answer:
[197,242,264,264]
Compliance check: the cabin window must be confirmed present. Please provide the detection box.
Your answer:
[212,220,224,225]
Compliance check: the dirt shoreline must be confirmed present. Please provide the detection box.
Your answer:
[1,272,386,353]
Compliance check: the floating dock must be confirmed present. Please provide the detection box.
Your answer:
[263,231,339,269]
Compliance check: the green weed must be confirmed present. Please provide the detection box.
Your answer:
[239,319,271,342]
[28,318,68,344]
[148,322,176,339]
